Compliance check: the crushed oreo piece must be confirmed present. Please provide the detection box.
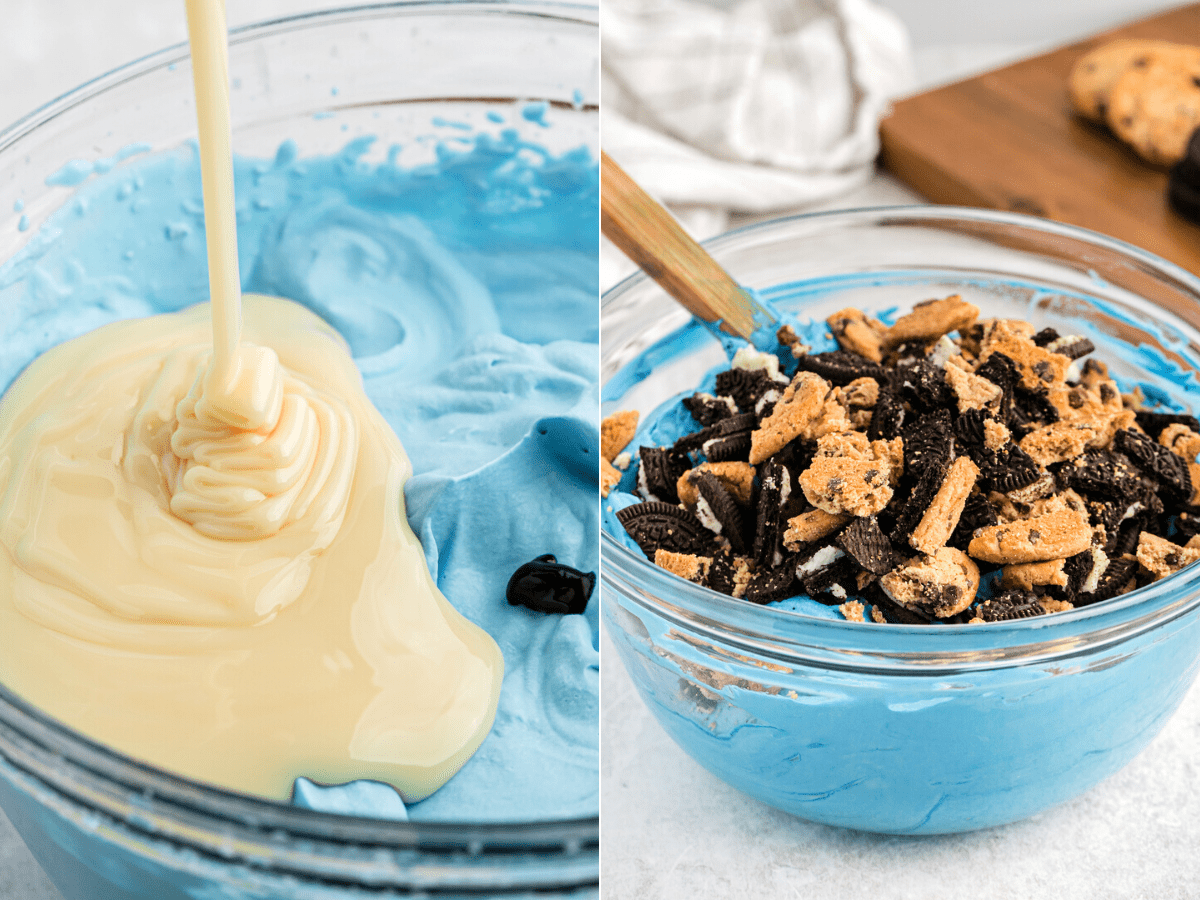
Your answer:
[752,459,789,567]
[794,350,887,385]
[704,432,752,462]
[682,393,735,427]
[866,382,905,441]
[1114,429,1193,501]
[671,423,719,455]
[1046,335,1095,360]
[715,369,774,414]
[974,352,1018,422]
[693,471,748,553]
[897,358,953,412]
[506,554,595,615]
[976,590,1045,622]
[1070,450,1144,504]
[1076,555,1138,606]
[902,409,954,476]
[1135,410,1200,439]
[948,492,999,551]
[795,545,857,600]
[954,407,988,448]
[617,502,714,560]
[1008,385,1059,436]
[745,557,798,604]
[638,446,690,503]
[977,443,1041,493]
[1031,328,1060,347]
[836,516,894,575]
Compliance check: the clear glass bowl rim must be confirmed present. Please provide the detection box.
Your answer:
[0,0,598,871]
[601,204,1200,674]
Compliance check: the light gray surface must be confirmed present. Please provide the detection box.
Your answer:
[601,627,1200,900]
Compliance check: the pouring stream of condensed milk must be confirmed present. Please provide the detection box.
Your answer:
[0,0,502,801]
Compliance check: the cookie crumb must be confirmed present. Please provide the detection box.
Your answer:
[783,509,851,549]
[601,410,639,462]
[653,549,713,583]
[1137,532,1200,580]
[838,599,866,622]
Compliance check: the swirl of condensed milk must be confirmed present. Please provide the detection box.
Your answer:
[165,344,356,541]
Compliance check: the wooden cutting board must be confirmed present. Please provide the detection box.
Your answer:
[878,3,1200,274]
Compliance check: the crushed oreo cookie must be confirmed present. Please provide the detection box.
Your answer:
[611,296,1200,624]
[506,554,595,615]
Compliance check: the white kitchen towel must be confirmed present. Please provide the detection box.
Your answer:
[602,0,914,269]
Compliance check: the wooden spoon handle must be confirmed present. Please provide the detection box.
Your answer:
[600,151,775,341]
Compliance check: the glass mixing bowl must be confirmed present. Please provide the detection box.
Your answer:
[0,3,597,897]
[601,206,1200,835]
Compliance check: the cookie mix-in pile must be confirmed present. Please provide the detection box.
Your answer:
[603,296,1200,624]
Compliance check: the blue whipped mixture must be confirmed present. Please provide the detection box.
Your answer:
[0,131,598,823]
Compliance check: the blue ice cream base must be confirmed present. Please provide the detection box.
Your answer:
[601,274,1200,833]
[0,130,599,827]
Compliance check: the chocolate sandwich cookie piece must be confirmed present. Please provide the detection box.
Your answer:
[715,368,775,414]
[975,442,1041,493]
[1073,554,1138,605]
[682,393,735,427]
[703,432,752,462]
[1169,159,1200,223]
[975,589,1045,622]
[705,551,754,597]
[692,470,749,553]
[948,491,1000,551]
[866,381,905,441]
[896,358,953,413]
[616,502,714,561]
[638,446,691,503]
[973,352,1018,423]
[836,516,895,575]
[863,584,934,624]
[752,459,790,566]
[701,413,757,462]
[1032,328,1060,347]
[1135,409,1200,440]
[794,350,887,386]
[1061,548,1096,602]
[1068,449,1145,504]
[794,543,857,601]
[745,556,799,604]
[506,554,595,615]
[1175,507,1200,542]
[954,407,988,448]
[1007,385,1060,438]
[901,408,954,478]
[672,423,719,455]
[1113,428,1193,500]
[1044,335,1095,360]
[1168,128,1200,222]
